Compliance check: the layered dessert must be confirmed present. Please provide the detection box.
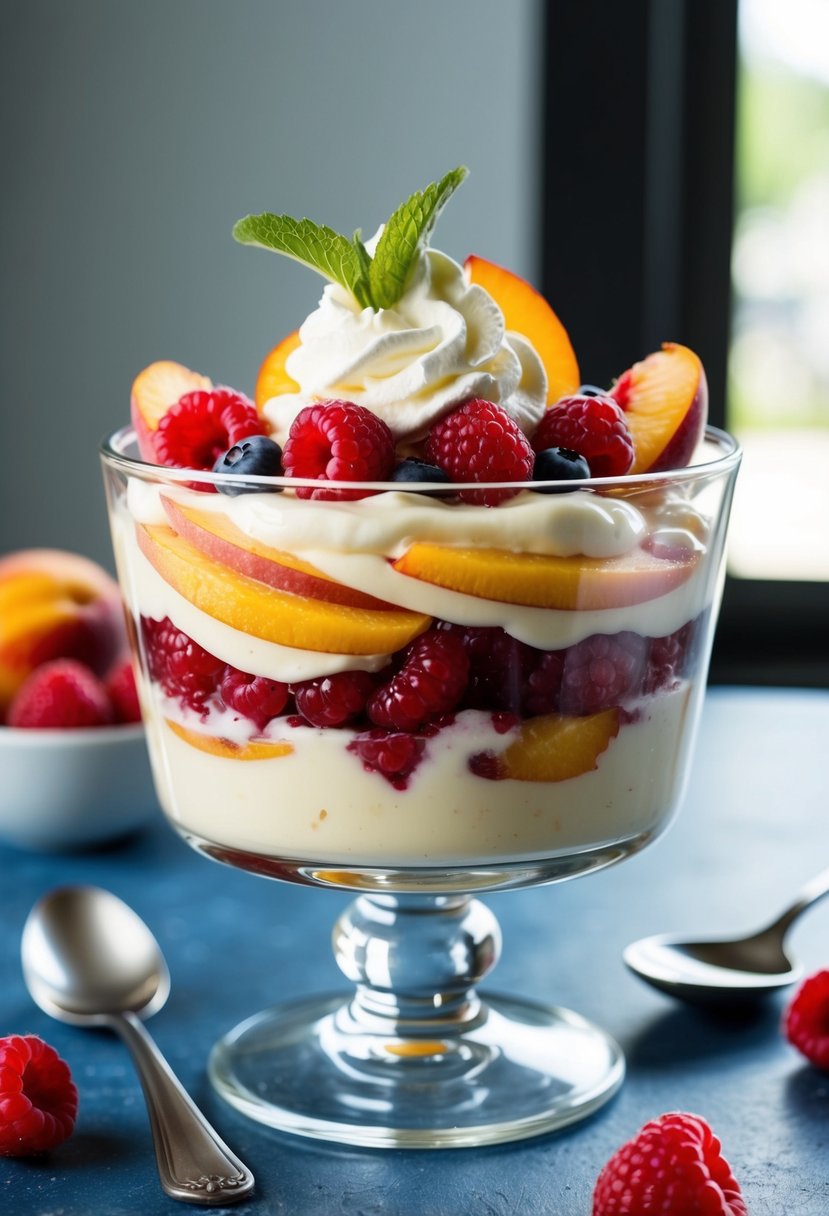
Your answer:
[104,167,735,869]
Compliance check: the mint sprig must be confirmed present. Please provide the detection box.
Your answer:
[233,167,468,312]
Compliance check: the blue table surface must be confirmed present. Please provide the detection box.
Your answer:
[1,687,828,1215]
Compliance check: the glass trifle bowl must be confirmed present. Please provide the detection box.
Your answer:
[101,421,739,1148]
[100,165,740,1146]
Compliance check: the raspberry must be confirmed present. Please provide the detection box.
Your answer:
[532,395,634,477]
[644,623,694,694]
[155,388,263,471]
[592,1111,746,1215]
[368,629,469,731]
[0,1035,78,1157]
[220,667,289,731]
[451,625,534,713]
[281,401,395,500]
[8,659,113,729]
[424,398,534,506]
[141,617,225,711]
[105,658,142,724]
[783,969,829,1069]
[523,649,567,715]
[348,729,426,788]
[291,670,376,727]
[559,632,647,715]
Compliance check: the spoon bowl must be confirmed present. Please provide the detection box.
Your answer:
[22,886,253,1206]
[624,865,829,1006]
[22,885,170,1024]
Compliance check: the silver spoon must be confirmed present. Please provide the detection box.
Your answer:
[623,866,829,1005]
[21,885,255,1206]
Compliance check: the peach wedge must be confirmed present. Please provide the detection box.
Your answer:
[611,343,707,474]
[489,709,620,782]
[465,255,580,405]
[393,542,699,611]
[165,718,294,761]
[138,523,430,655]
[161,495,395,611]
[131,361,212,463]
[254,330,301,412]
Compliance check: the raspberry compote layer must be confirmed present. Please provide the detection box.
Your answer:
[108,462,722,868]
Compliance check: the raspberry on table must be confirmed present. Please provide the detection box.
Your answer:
[154,388,264,472]
[532,394,634,477]
[368,628,469,731]
[291,670,376,728]
[8,659,114,729]
[592,1111,747,1215]
[783,968,829,1069]
[104,658,142,724]
[220,667,290,731]
[348,729,426,788]
[281,400,395,499]
[424,398,535,505]
[0,1035,78,1157]
[559,631,647,715]
[141,617,225,712]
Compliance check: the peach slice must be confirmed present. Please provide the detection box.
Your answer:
[487,709,620,782]
[254,330,301,412]
[138,523,430,655]
[165,718,294,761]
[393,542,699,611]
[0,549,125,714]
[130,361,213,463]
[610,343,707,474]
[161,495,394,611]
[464,255,580,405]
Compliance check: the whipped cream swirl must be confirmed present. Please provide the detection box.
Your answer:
[262,248,547,446]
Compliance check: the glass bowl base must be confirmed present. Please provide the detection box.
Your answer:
[208,990,624,1148]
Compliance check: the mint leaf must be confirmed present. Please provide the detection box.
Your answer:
[368,166,469,310]
[232,214,374,308]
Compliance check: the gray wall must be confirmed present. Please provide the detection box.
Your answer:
[1,0,542,569]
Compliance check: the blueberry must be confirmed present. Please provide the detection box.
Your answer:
[213,435,284,495]
[390,458,452,497]
[532,447,591,492]
[577,384,608,397]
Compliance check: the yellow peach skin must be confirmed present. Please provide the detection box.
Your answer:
[137,523,431,655]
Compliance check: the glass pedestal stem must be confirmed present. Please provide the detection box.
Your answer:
[209,889,625,1148]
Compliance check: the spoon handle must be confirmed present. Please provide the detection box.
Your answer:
[114,1011,255,1206]
[768,865,829,938]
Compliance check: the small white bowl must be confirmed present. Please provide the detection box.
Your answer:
[0,722,159,851]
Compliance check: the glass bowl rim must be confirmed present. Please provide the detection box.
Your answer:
[100,424,741,492]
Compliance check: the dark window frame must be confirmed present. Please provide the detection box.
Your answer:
[540,0,827,687]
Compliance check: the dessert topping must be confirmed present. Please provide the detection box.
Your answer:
[424,398,535,506]
[532,394,635,478]
[282,400,395,500]
[155,389,263,472]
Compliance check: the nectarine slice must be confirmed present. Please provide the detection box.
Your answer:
[610,343,707,474]
[489,709,620,782]
[161,495,396,611]
[393,542,699,611]
[138,523,430,655]
[131,361,212,462]
[465,255,580,405]
[255,330,301,412]
[165,718,294,760]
